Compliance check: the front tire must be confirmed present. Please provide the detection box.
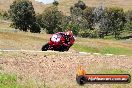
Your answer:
[41,43,50,51]
[59,46,65,52]
[59,45,70,52]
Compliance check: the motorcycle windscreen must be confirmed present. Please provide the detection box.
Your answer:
[51,34,61,42]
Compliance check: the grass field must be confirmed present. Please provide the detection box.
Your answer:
[0,73,20,88]
[72,37,132,55]
[0,20,132,55]
[0,20,132,88]
[0,72,50,88]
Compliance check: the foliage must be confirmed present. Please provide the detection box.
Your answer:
[8,0,131,39]
[71,23,80,36]
[41,6,64,34]
[79,30,90,38]
[124,22,132,32]
[79,29,99,38]
[126,10,132,22]
[36,13,43,28]
[82,7,94,30]
[69,0,88,36]
[0,10,9,20]
[69,1,127,39]
[74,0,86,10]
[53,0,59,6]
[70,6,83,16]
[9,0,40,33]
[105,7,126,39]
[30,22,41,33]
[92,6,109,37]
[124,10,132,34]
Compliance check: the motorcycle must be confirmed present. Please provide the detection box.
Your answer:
[41,32,75,52]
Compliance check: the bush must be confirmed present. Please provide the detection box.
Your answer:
[79,30,89,38]
[79,29,99,38]
[71,24,80,36]
[0,10,9,20]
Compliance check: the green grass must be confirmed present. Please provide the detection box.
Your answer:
[96,69,129,74]
[72,44,132,55]
[104,35,116,40]
[0,16,3,20]
[0,73,22,88]
[0,73,51,88]
[96,69,132,88]
[72,44,99,53]
[101,47,132,55]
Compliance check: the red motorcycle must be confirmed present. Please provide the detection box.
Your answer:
[41,31,75,52]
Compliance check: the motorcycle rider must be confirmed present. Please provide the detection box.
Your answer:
[64,31,74,45]
[42,30,75,51]
[54,30,74,50]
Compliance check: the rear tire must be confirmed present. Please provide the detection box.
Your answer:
[41,43,49,51]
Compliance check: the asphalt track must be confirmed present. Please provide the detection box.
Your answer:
[0,49,127,56]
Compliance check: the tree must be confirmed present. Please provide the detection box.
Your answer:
[36,13,43,28]
[106,7,126,39]
[125,10,132,32]
[69,0,88,36]
[74,0,86,10]
[41,6,64,34]
[30,22,41,33]
[83,7,94,30]
[53,0,59,6]
[92,5,110,38]
[126,10,132,22]
[9,0,40,33]
[70,6,83,17]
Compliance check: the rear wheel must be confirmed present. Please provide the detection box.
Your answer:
[41,43,50,51]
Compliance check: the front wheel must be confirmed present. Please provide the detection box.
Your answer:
[59,45,69,52]
[41,43,50,51]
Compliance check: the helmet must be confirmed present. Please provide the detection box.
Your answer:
[65,31,73,35]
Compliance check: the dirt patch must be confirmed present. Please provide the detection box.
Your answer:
[0,51,132,88]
